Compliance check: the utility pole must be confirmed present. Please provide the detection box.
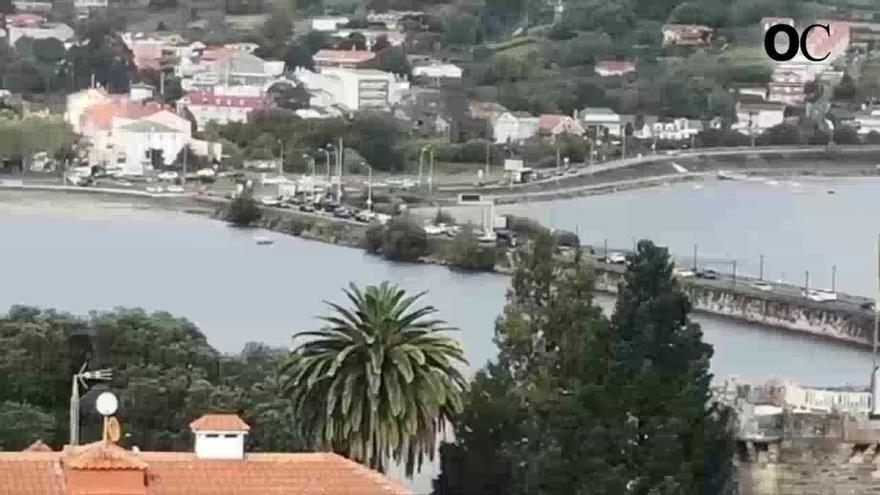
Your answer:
[182,145,188,188]
[366,163,373,211]
[485,140,490,179]
[732,259,737,287]
[428,145,435,195]
[693,244,698,271]
[832,265,837,292]
[759,254,765,281]
[69,365,112,446]
[604,238,608,260]
[336,138,343,202]
[418,147,424,187]
[805,270,810,293]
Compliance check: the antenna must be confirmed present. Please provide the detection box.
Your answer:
[69,365,113,446]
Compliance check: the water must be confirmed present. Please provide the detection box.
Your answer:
[1,188,877,491]
[501,176,880,297]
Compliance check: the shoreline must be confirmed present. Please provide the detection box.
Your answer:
[1,184,877,352]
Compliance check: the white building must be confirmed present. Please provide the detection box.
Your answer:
[177,50,285,91]
[636,118,703,141]
[74,0,108,9]
[65,88,113,134]
[190,414,250,460]
[310,16,349,32]
[178,85,268,130]
[412,63,463,79]
[594,60,636,77]
[113,120,186,175]
[578,107,622,137]
[493,111,539,144]
[294,67,408,111]
[734,101,786,134]
[5,21,74,45]
[768,380,872,415]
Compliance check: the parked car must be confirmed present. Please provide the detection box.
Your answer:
[260,196,282,207]
[157,171,179,181]
[355,210,375,223]
[751,282,773,292]
[674,268,695,278]
[166,185,184,193]
[861,301,875,311]
[696,269,718,280]
[605,252,627,264]
[333,207,353,219]
[323,201,340,213]
[299,203,316,213]
[146,185,164,193]
[804,289,837,302]
[424,223,446,235]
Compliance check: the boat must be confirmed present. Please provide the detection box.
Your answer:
[827,190,836,195]
[716,170,747,181]
[254,236,274,246]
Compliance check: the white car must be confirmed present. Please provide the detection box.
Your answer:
[751,282,773,292]
[166,185,184,193]
[477,230,497,243]
[804,289,837,302]
[114,179,133,188]
[674,268,695,278]
[605,252,627,264]
[424,223,446,235]
[146,185,164,193]
[260,196,282,206]
[157,171,179,181]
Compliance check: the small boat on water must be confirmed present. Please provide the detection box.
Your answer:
[716,170,748,181]
[254,236,274,245]
[827,190,836,195]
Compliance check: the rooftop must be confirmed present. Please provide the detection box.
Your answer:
[190,413,250,432]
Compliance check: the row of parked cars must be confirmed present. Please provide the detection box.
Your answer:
[259,195,391,224]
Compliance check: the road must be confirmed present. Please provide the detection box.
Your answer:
[437,144,880,200]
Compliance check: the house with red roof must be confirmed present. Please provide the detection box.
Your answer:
[314,48,377,68]
[661,24,714,46]
[178,86,269,130]
[0,413,413,495]
[539,114,585,138]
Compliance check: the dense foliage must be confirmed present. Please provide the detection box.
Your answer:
[433,234,735,494]
[283,283,467,474]
[364,216,429,262]
[0,306,302,452]
[443,226,497,271]
[226,193,263,226]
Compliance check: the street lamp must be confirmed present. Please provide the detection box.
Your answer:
[420,144,435,195]
[363,161,373,211]
[319,144,334,182]
[302,153,315,177]
[70,363,113,445]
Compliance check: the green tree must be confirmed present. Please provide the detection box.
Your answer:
[444,225,496,271]
[605,240,734,493]
[369,216,429,262]
[0,401,55,450]
[376,46,409,76]
[833,73,857,101]
[350,112,403,171]
[283,282,467,474]
[226,190,262,226]
[443,14,480,47]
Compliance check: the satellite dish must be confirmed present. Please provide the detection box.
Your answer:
[95,392,118,416]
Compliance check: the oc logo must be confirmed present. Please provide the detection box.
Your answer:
[764,24,831,62]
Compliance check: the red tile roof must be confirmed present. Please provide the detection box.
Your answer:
[65,441,149,471]
[6,13,45,27]
[184,90,267,109]
[539,114,585,135]
[80,100,164,131]
[0,446,413,495]
[189,414,250,432]
[25,440,54,452]
[314,49,377,65]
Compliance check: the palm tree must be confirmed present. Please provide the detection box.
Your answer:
[283,282,467,475]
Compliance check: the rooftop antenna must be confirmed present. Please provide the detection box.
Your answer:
[69,363,113,445]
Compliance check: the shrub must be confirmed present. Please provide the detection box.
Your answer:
[382,216,429,261]
[365,223,385,253]
[445,226,497,271]
[434,208,455,225]
[226,195,262,226]
[506,215,547,239]
[554,230,580,248]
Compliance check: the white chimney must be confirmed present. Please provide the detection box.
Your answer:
[190,414,250,459]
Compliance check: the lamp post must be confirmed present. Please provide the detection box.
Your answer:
[319,144,333,182]
[420,144,435,195]
[364,162,373,211]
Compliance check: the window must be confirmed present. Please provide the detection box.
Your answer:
[206,434,219,438]
[224,434,238,438]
